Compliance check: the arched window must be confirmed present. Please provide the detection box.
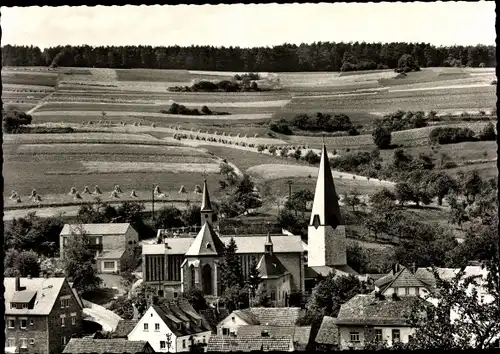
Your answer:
[202,264,212,295]
[190,265,195,288]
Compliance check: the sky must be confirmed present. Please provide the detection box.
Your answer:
[1,2,496,49]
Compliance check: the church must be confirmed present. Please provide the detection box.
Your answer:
[142,144,359,304]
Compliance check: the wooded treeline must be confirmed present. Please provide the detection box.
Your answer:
[2,42,496,71]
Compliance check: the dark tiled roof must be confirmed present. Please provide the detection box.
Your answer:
[315,316,339,345]
[305,265,360,279]
[96,248,126,260]
[336,294,424,326]
[257,253,289,278]
[113,319,138,338]
[62,338,151,354]
[152,301,211,337]
[234,307,302,327]
[309,144,343,228]
[207,335,292,352]
[293,326,312,346]
[235,325,311,345]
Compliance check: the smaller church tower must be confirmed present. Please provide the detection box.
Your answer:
[264,232,273,255]
[200,179,213,226]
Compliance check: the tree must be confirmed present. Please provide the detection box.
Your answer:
[182,287,208,312]
[277,209,309,237]
[201,105,211,115]
[109,295,134,320]
[4,249,41,277]
[397,54,420,72]
[428,173,458,205]
[280,146,289,158]
[405,262,500,349]
[395,182,414,206]
[369,187,397,210]
[181,204,202,227]
[247,256,262,297]
[219,163,239,186]
[293,148,302,160]
[154,205,183,230]
[392,148,414,170]
[478,122,496,141]
[234,174,262,214]
[285,189,314,215]
[458,170,483,204]
[372,126,392,149]
[220,238,244,292]
[297,272,369,328]
[304,150,320,165]
[62,226,102,293]
[2,106,33,133]
[343,188,363,212]
[131,283,165,317]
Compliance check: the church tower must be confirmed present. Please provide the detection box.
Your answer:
[307,144,347,267]
[200,179,213,226]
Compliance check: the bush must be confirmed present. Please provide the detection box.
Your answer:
[478,122,496,141]
[372,126,392,149]
[304,150,320,165]
[269,119,293,135]
[288,112,357,134]
[2,107,33,133]
[257,144,265,152]
[429,127,477,144]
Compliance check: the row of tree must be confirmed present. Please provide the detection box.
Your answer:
[3,42,495,71]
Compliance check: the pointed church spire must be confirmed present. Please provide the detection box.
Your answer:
[201,179,212,212]
[264,222,273,255]
[309,144,343,228]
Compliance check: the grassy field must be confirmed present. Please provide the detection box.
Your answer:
[2,66,497,221]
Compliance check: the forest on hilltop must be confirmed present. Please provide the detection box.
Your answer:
[2,42,496,72]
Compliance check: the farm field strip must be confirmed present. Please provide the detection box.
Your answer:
[32,111,274,120]
[388,83,492,93]
[247,163,395,186]
[49,161,220,175]
[6,143,207,156]
[2,132,161,144]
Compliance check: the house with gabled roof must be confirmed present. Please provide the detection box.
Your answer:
[335,294,428,350]
[4,277,84,354]
[314,315,339,351]
[127,300,212,352]
[374,263,431,298]
[60,223,139,274]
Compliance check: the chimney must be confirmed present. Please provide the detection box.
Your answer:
[15,277,21,292]
[412,262,416,274]
[27,274,32,279]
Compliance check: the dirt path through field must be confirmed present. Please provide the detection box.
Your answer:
[27,91,56,114]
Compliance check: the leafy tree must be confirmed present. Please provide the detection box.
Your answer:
[234,174,262,214]
[62,226,102,293]
[304,150,320,165]
[4,249,41,277]
[280,146,289,158]
[285,189,314,215]
[416,152,435,170]
[277,209,308,237]
[268,145,277,155]
[109,295,134,320]
[131,283,165,317]
[395,182,414,206]
[372,126,392,149]
[219,163,239,186]
[201,105,211,115]
[392,148,414,170]
[458,170,483,204]
[247,256,262,297]
[369,187,397,210]
[293,148,302,160]
[429,173,458,205]
[343,188,363,212]
[478,122,496,141]
[181,204,202,227]
[182,287,208,312]
[397,54,420,72]
[297,272,369,329]
[2,106,33,133]
[154,205,183,229]
[405,262,500,349]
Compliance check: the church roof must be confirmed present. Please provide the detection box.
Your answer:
[309,144,343,228]
[143,235,304,255]
[201,179,212,211]
[184,222,226,256]
[257,254,289,278]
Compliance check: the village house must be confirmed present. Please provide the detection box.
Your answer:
[62,338,155,353]
[112,319,139,338]
[335,294,426,350]
[374,263,432,298]
[59,223,139,274]
[216,307,302,337]
[127,300,212,352]
[142,145,361,302]
[4,277,84,354]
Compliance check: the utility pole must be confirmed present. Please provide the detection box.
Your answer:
[152,183,155,223]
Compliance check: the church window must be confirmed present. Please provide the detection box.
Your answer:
[190,265,196,288]
[206,243,212,249]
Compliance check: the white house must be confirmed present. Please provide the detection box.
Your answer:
[128,301,212,352]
